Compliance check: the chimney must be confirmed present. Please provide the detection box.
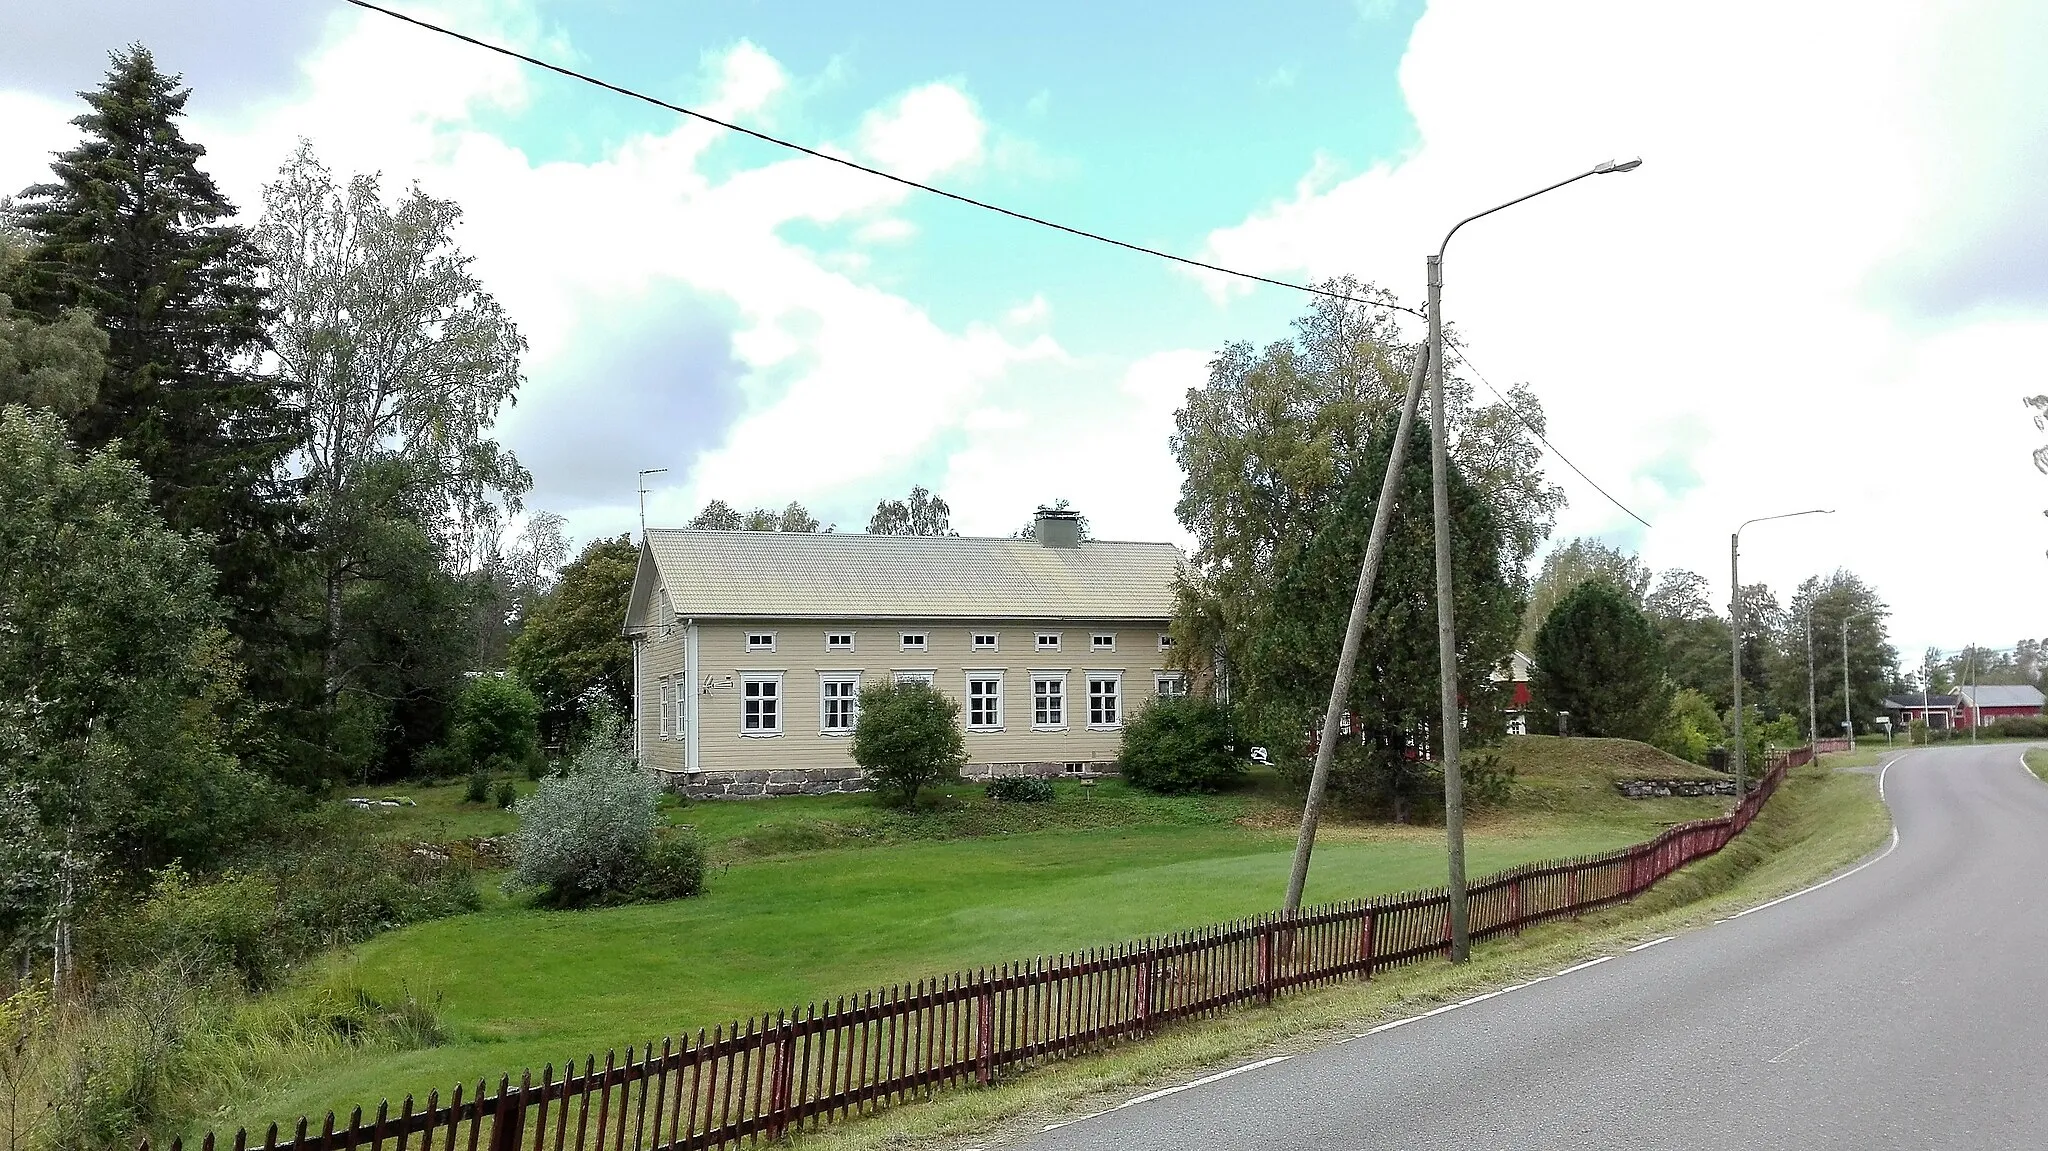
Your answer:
[1034,506,1082,549]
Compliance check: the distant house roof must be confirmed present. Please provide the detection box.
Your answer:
[1883,694,1961,710]
[627,529,1184,625]
[1956,684,2046,709]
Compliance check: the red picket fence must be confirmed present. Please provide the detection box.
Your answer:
[153,748,1807,1151]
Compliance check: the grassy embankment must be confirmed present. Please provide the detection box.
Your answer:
[228,738,1729,1133]
[2026,748,2047,784]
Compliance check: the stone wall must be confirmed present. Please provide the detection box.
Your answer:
[656,759,1118,800]
[1613,778,1738,799]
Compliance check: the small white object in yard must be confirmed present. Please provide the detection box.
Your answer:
[1250,746,1270,764]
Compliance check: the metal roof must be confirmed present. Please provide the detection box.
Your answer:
[637,529,1183,621]
[1957,684,2046,709]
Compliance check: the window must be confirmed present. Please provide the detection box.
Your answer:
[1032,674,1066,729]
[894,670,936,686]
[967,672,1004,730]
[1158,633,1176,652]
[658,678,674,738]
[820,673,860,734]
[741,674,782,736]
[1092,632,1117,652]
[1035,632,1061,651]
[1088,674,1123,728]
[972,632,999,651]
[746,632,776,652]
[826,632,854,652]
[1063,761,1088,776]
[900,632,928,652]
[1155,673,1187,700]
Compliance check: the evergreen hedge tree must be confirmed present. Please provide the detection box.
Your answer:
[8,46,312,777]
[1530,579,1673,741]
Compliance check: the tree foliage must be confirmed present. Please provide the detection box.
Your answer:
[868,485,957,536]
[448,675,542,777]
[1118,696,1243,794]
[0,228,106,415]
[1766,570,1898,738]
[509,534,639,740]
[850,681,967,806]
[1518,537,1650,652]
[0,405,271,956]
[1530,579,1671,741]
[689,499,824,532]
[2028,394,2047,537]
[1644,568,1734,711]
[507,714,702,907]
[8,46,310,768]
[1228,415,1521,820]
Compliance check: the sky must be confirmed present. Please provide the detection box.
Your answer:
[3,0,2045,664]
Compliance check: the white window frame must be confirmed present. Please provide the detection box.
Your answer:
[1158,633,1176,652]
[900,632,928,652]
[745,631,777,653]
[893,669,937,686]
[965,670,1005,731]
[740,672,784,737]
[1154,672,1187,700]
[658,677,674,739]
[1031,672,1068,731]
[1087,671,1125,730]
[1092,632,1117,653]
[819,672,861,736]
[1035,632,1062,652]
[825,631,855,652]
[971,632,1000,652]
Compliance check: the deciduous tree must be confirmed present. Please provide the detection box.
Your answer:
[868,485,957,536]
[851,681,967,806]
[1518,536,1651,651]
[509,535,639,741]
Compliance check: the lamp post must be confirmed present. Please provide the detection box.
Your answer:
[1425,157,1640,962]
[1730,509,1831,796]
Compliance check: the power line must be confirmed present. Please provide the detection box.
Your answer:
[343,0,1425,321]
[1444,343,1653,529]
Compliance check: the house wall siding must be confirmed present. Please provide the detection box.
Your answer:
[636,623,687,775]
[646,617,1182,777]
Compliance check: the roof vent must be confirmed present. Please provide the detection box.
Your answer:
[1034,506,1083,549]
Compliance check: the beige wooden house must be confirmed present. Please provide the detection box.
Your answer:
[622,510,1186,797]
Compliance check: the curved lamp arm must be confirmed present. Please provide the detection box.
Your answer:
[1436,158,1641,263]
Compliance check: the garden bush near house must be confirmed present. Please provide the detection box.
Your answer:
[850,682,968,806]
[444,674,543,779]
[1118,696,1245,794]
[507,715,705,908]
[1980,716,2048,739]
[1909,719,1930,746]
[463,768,491,804]
[984,776,1056,802]
[494,779,517,809]
[1656,688,1723,765]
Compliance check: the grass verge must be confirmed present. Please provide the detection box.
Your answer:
[2026,748,2047,784]
[772,755,1887,1151]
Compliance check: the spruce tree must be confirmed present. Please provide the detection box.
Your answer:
[9,46,313,776]
[1530,579,1673,741]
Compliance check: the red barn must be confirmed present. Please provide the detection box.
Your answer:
[1955,684,2046,727]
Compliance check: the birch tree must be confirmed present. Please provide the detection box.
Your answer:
[255,141,529,701]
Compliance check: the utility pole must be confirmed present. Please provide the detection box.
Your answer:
[1730,509,1831,794]
[1841,614,1855,748]
[1413,158,1641,963]
[638,468,669,539]
[1805,608,1817,747]
[1969,645,1979,743]
[1283,344,1431,915]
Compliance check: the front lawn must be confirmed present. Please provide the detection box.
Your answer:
[237,742,1722,1132]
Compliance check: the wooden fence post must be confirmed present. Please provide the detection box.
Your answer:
[1135,953,1153,1034]
[1509,876,1524,934]
[1256,924,1274,1005]
[767,1018,795,1141]
[1359,909,1376,979]
[486,1076,526,1151]
[975,986,994,1086]
[1568,867,1581,916]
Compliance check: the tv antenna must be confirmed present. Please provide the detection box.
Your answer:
[638,468,669,537]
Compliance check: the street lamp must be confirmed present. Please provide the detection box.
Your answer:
[1730,509,1832,796]
[1428,157,1641,962]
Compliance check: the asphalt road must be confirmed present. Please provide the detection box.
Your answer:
[1013,743,2048,1150]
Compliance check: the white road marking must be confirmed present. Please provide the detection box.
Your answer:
[1363,1016,1418,1036]
[1766,1036,1813,1064]
[1726,754,1904,921]
[1557,955,1615,976]
[1109,1055,1294,1112]
[1627,936,1674,952]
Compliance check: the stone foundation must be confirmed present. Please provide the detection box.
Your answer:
[656,760,1118,800]
[1613,777,1738,799]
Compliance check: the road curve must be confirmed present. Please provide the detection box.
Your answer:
[1013,743,2048,1150]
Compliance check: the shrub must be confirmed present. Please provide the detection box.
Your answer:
[449,674,543,777]
[1655,688,1722,765]
[984,776,1055,803]
[1462,751,1516,808]
[850,682,967,806]
[631,835,706,902]
[1982,715,2048,739]
[494,779,517,809]
[463,769,491,804]
[1119,696,1244,794]
[1908,719,1929,746]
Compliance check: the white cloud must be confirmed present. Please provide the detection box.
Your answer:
[857,82,986,182]
[1003,294,1051,327]
[1198,0,2048,657]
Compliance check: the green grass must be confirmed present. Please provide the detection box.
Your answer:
[2026,749,2047,784]
[230,739,1723,1131]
